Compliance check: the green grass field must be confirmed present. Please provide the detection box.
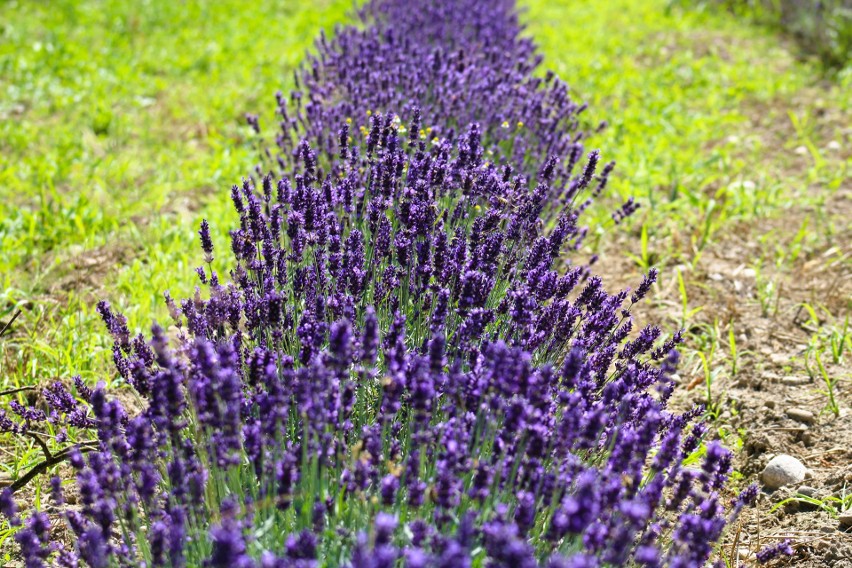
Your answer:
[1,0,850,557]
[0,0,351,390]
[528,0,849,255]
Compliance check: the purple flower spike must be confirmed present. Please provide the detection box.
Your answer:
[756,540,794,564]
[199,219,215,263]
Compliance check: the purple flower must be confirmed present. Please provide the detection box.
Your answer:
[732,483,759,510]
[0,1,742,567]
[286,531,318,561]
[380,474,399,506]
[0,489,20,526]
[206,520,255,568]
[374,513,397,546]
[199,219,214,263]
[756,540,794,564]
[631,268,658,304]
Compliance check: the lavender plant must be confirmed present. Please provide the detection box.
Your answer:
[0,0,756,566]
[2,114,750,567]
[258,0,605,198]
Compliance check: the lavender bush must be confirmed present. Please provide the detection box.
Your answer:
[259,0,602,195]
[1,0,757,566]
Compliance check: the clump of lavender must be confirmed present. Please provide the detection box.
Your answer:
[259,0,602,197]
[756,540,794,564]
[0,0,751,565]
[2,114,745,566]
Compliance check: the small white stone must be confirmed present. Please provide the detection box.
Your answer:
[826,140,841,151]
[769,353,789,365]
[727,180,756,191]
[785,408,817,425]
[762,455,807,489]
[794,145,809,155]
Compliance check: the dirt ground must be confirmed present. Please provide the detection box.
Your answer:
[593,95,852,566]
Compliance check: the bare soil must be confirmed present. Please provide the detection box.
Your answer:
[593,114,851,566]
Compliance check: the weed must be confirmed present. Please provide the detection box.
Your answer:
[677,268,705,328]
[728,323,739,377]
[814,350,840,418]
[772,484,852,517]
[627,223,656,271]
[828,315,850,364]
[752,260,780,317]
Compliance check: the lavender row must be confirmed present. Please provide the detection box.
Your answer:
[256,0,604,201]
[0,0,755,566]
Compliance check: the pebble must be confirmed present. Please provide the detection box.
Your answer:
[839,512,852,526]
[736,547,752,560]
[794,145,809,155]
[769,353,789,365]
[826,140,841,151]
[762,454,807,489]
[781,376,810,386]
[786,408,817,425]
[798,485,819,498]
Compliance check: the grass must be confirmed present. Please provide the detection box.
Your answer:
[0,0,354,373]
[0,0,352,481]
[526,0,849,252]
[0,0,849,544]
[525,0,850,443]
[681,0,852,73]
